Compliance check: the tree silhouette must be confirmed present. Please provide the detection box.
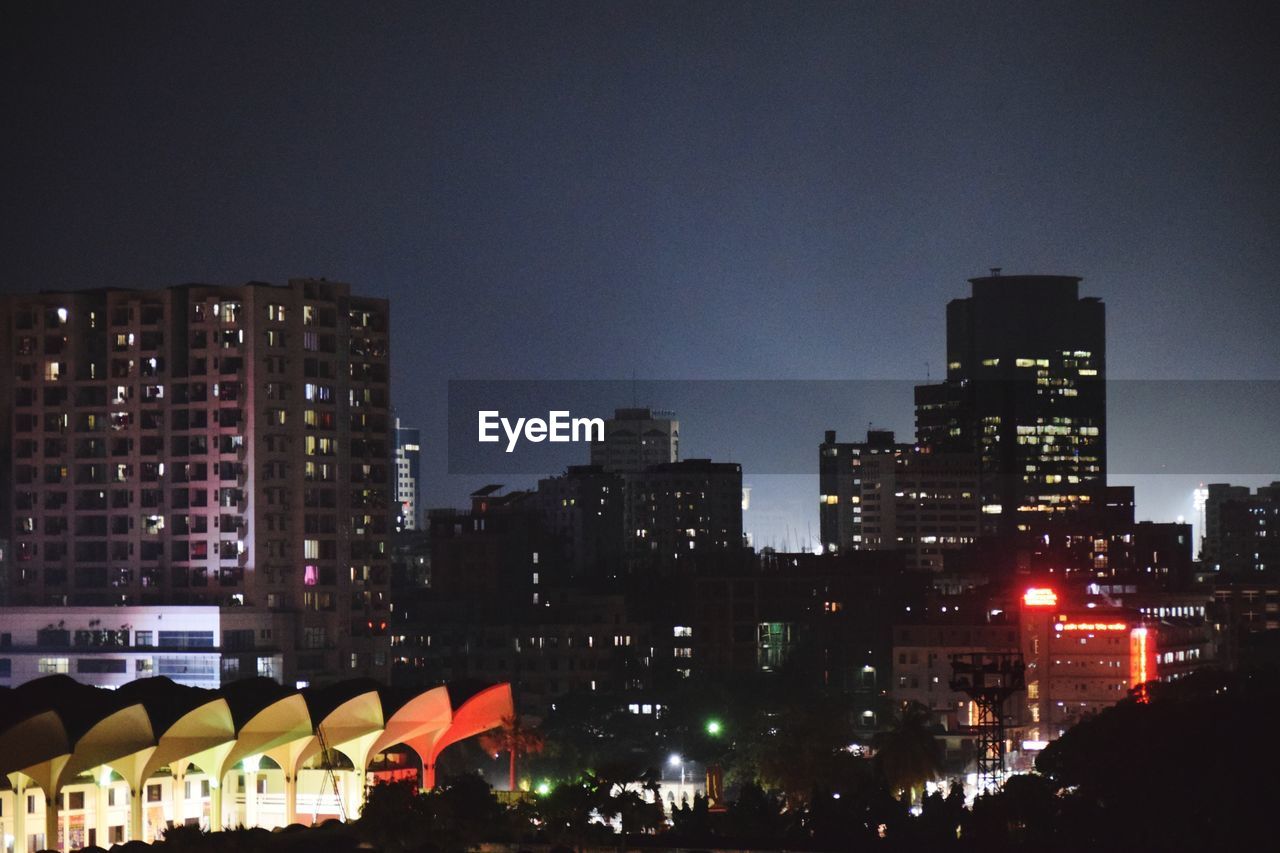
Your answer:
[873,701,942,804]
[480,713,545,791]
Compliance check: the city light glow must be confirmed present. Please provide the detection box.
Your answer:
[1023,587,1058,607]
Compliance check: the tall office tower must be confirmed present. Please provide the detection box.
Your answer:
[590,407,679,473]
[394,417,421,531]
[914,272,1106,534]
[1201,482,1280,577]
[0,280,392,684]
[819,430,980,570]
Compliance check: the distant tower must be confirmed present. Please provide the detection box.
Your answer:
[915,274,1106,534]
[589,407,678,473]
[1192,484,1209,557]
[395,417,421,531]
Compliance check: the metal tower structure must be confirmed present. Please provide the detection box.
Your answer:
[949,652,1026,793]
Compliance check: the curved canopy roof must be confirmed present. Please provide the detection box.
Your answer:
[0,676,513,794]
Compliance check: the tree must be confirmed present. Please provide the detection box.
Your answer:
[873,702,942,804]
[480,713,545,791]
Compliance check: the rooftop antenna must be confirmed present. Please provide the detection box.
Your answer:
[990,267,1002,277]
[631,371,637,407]
[925,361,930,383]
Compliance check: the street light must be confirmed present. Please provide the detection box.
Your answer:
[668,754,685,806]
[705,719,723,736]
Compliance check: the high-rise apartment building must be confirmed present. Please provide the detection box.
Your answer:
[915,272,1106,534]
[394,417,421,531]
[590,407,679,473]
[0,279,392,684]
[1201,482,1280,577]
[820,429,981,571]
[628,459,744,573]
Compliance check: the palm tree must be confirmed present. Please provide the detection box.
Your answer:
[481,714,545,791]
[873,702,943,804]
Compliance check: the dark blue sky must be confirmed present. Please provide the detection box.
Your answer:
[4,1,1277,547]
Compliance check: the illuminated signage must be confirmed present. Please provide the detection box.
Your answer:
[1023,587,1058,607]
[1054,621,1129,632]
[1130,627,1154,702]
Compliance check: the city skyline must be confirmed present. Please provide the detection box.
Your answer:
[4,2,1277,549]
[3,3,1280,849]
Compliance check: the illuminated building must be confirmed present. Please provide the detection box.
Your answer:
[914,272,1106,534]
[0,281,393,685]
[890,620,1022,771]
[0,676,511,851]
[394,417,421,531]
[1019,587,1158,745]
[0,605,292,689]
[819,429,981,570]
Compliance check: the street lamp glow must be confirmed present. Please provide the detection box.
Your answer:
[535,780,551,796]
[668,753,682,767]
[705,719,723,736]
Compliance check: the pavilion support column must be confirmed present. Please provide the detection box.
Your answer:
[225,771,238,829]
[284,772,298,826]
[422,763,436,792]
[349,768,367,818]
[45,791,61,853]
[129,786,144,842]
[171,767,186,827]
[244,770,259,829]
[96,776,110,848]
[209,778,223,833]
[13,777,27,853]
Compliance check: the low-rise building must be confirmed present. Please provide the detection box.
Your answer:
[0,605,294,689]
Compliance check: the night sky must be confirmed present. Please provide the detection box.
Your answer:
[4,1,1277,548]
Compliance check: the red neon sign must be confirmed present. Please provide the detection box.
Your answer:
[1130,627,1154,703]
[1023,587,1058,607]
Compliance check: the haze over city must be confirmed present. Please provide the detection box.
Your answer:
[4,1,1278,548]
[2,4,1279,851]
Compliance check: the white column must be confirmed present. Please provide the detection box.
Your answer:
[95,774,110,848]
[14,777,27,853]
[349,767,367,818]
[45,790,61,853]
[171,767,186,828]
[244,770,258,828]
[284,771,298,826]
[209,775,223,833]
[128,785,143,842]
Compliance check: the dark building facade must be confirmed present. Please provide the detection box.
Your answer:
[1201,482,1280,577]
[627,459,744,573]
[915,273,1106,534]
